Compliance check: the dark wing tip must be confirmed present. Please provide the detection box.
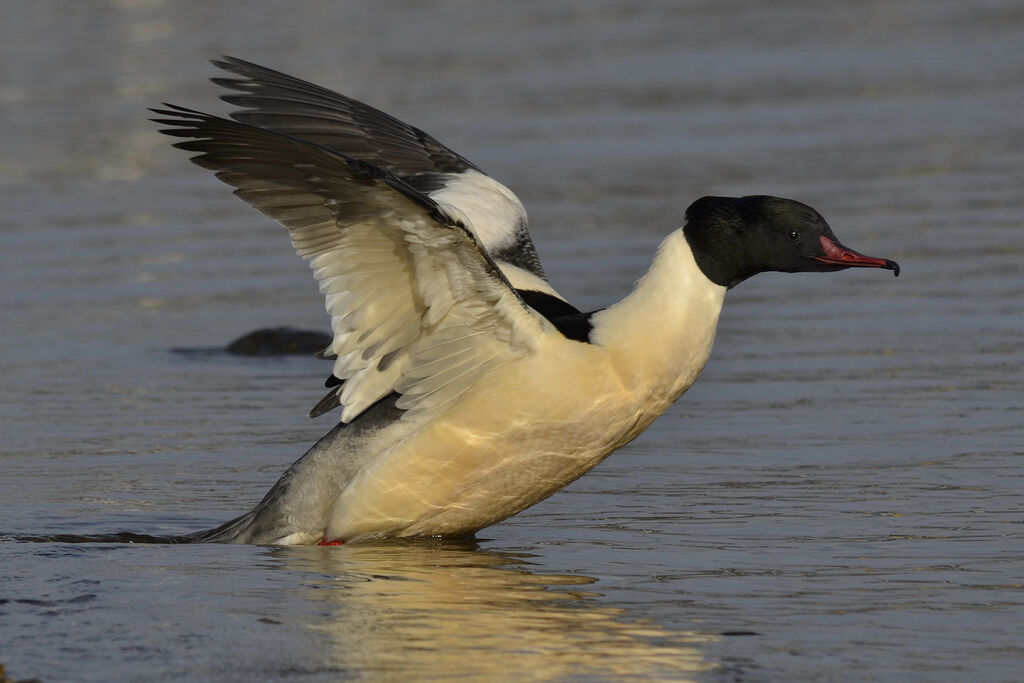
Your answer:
[210,55,310,89]
[309,389,342,418]
[148,102,209,123]
[211,55,256,73]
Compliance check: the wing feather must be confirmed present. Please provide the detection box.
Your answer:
[208,56,549,279]
[212,56,480,179]
[152,105,553,423]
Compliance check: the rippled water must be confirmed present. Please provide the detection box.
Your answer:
[2,1,1022,681]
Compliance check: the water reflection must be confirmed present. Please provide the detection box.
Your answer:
[269,541,715,681]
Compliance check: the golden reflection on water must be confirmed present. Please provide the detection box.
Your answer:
[269,542,715,681]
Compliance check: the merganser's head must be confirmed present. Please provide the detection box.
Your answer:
[682,195,900,289]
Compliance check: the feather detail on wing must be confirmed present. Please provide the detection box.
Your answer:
[151,105,553,423]
[209,56,547,278]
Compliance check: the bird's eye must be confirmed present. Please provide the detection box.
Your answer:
[786,230,801,242]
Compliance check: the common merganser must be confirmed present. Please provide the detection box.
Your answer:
[152,57,899,545]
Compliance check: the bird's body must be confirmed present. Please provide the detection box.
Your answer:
[155,58,898,545]
[198,230,725,544]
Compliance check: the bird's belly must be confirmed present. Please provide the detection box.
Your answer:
[325,348,661,541]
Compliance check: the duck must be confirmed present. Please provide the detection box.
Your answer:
[151,57,899,545]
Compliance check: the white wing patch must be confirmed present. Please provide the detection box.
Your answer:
[427,169,528,256]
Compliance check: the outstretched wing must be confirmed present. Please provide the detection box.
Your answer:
[152,105,555,423]
[209,56,548,281]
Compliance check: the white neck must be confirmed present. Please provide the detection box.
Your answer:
[589,229,727,407]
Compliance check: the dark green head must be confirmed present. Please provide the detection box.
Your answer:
[683,195,899,289]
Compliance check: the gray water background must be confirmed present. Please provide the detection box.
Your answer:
[1,1,1022,681]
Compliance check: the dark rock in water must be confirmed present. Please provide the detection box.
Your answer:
[226,327,332,356]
